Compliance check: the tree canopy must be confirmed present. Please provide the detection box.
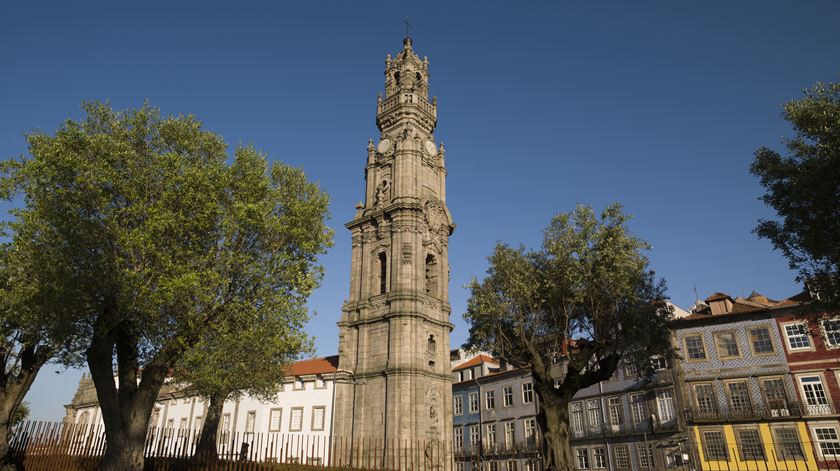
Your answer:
[464,204,672,471]
[751,79,840,305]
[2,102,332,470]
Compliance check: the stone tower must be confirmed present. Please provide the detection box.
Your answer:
[334,37,455,458]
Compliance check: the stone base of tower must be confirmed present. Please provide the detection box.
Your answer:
[332,370,452,469]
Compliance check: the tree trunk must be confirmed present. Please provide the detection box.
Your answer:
[193,392,226,461]
[538,398,575,471]
[0,344,50,467]
[87,320,170,471]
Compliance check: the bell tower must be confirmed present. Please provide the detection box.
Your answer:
[334,37,455,460]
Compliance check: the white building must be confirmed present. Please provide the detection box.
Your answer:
[64,355,339,463]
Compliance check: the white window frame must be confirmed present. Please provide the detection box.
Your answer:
[629,393,646,425]
[468,392,479,413]
[454,395,463,415]
[469,425,480,446]
[781,321,813,351]
[575,447,590,469]
[504,421,515,448]
[289,407,304,432]
[503,386,514,407]
[821,318,840,348]
[268,408,282,432]
[485,423,497,447]
[522,383,534,404]
[798,374,831,415]
[311,405,325,431]
[485,390,495,410]
[454,427,464,448]
[811,423,840,459]
[656,388,675,424]
[245,410,256,434]
[592,446,607,469]
[607,396,623,428]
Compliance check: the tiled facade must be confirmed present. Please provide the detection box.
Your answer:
[672,293,825,470]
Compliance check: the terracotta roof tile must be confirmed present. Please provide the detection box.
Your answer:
[452,354,496,371]
[288,355,339,376]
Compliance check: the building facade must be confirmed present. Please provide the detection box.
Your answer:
[333,36,455,456]
[774,293,840,468]
[64,356,339,463]
[452,356,541,471]
[672,292,820,470]
[568,361,686,471]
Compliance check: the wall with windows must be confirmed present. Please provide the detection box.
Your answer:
[691,422,818,470]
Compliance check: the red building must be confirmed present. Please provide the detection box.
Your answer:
[774,291,840,467]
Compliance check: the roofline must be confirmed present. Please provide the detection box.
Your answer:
[670,301,817,328]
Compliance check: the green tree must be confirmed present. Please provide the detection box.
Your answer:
[751,80,840,305]
[3,103,332,471]
[464,204,673,471]
[169,148,326,462]
[0,207,89,466]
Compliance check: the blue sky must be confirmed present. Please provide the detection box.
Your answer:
[2,1,839,421]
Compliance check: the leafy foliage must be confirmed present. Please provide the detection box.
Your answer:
[751,80,840,305]
[464,204,672,470]
[2,102,332,470]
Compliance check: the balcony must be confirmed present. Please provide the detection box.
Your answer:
[685,400,840,423]
[454,440,540,459]
[570,419,678,440]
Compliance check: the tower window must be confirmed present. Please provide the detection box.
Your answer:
[379,252,387,294]
[425,254,438,295]
[427,334,436,353]
[394,72,400,87]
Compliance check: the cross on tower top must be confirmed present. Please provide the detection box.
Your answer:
[402,17,412,37]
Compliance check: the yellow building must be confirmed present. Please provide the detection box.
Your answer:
[691,422,817,470]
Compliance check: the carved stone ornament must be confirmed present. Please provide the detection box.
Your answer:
[374,179,390,206]
[402,243,412,264]
[424,200,448,235]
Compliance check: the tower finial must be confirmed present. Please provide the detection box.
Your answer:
[402,17,412,40]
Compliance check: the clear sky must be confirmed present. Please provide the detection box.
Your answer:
[2,1,839,421]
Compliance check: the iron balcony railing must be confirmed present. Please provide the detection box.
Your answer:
[685,399,840,423]
[570,419,679,439]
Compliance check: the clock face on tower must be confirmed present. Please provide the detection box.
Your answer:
[424,139,436,156]
[377,138,392,155]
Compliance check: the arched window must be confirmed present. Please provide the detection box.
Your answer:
[379,252,388,294]
[425,254,438,296]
